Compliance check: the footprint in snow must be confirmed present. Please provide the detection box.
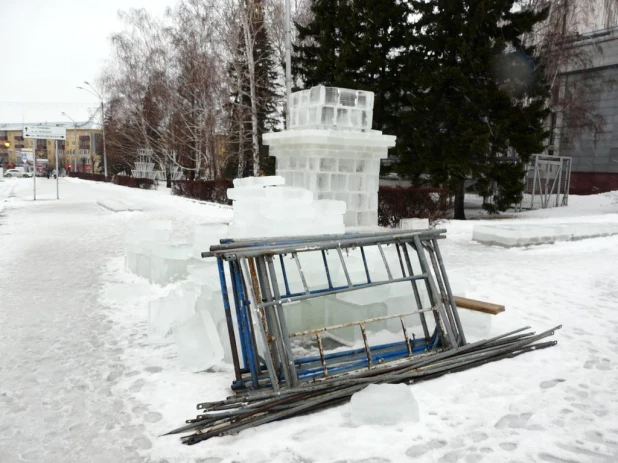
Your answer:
[495,413,533,429]
[406,439,447,457]
[540,379,566,389]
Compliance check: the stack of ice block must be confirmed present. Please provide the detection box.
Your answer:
[289,86,374,132]
[264,86,396,227]
[227,175,346,238]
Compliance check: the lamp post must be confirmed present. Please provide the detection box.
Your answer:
[61,112,78,172]
[77,82,108,179]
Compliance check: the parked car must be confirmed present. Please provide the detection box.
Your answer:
[23,171,33,178]
[4,169,25,178]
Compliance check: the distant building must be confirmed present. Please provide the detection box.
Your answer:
[554,27,618,194]
[0,121,102,173]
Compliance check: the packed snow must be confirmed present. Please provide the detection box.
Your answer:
[1,176,618,463]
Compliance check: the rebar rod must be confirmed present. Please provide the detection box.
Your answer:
[178,334,558,444]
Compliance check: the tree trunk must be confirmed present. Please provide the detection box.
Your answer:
[236,63,246,178]
[241,4,260,177]
[453,180,466,220]
[166,157,171,188]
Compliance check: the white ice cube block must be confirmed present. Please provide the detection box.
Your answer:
[228,186,313,203]
[174,312,224,371]
[400,218,430,230]
[233,176,285,189]
[314,199,347,216]
[350,383,419,426]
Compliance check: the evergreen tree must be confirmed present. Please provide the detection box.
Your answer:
[294,0,410,134]
[400,0,551,219]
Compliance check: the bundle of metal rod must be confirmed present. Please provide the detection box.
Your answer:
[206,229,467,392]
[166,326,560,444]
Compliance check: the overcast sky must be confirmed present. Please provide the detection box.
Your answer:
[0,0,173,124]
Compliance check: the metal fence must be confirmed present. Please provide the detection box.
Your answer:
[520,154,572,210]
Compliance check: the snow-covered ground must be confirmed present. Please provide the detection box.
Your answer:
[1,177,617,463]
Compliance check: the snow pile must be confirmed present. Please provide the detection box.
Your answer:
[473,221,618,247]
[350,383,420,426]
[227,175,346,238]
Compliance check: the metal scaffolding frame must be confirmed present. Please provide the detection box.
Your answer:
[205,229,467,393]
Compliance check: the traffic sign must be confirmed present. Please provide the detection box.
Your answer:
[23,125,67,140]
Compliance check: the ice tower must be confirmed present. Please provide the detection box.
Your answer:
[263,86,396,227]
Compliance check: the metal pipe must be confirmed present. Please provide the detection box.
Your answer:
[266,256,299,388]
[431,238,466,345]
[217,258,242,381]
[180,329,560,444]
[240,258,280,392]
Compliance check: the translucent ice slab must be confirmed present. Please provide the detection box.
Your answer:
[350,383,419,426]
[400,218,430,230]
[227,186,313,203]
[148,285,198,344]
[149,243,192,285]
[233,176,285,188]
[193,223,229,258]
[173,311,224,371]
[473,222,618,247]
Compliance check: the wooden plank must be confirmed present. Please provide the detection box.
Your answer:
[453,296,505,315]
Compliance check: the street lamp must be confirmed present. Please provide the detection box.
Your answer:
[77,82,108,179]
[61,112,78,171]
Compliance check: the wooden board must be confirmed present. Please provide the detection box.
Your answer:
[453,296,505,315]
